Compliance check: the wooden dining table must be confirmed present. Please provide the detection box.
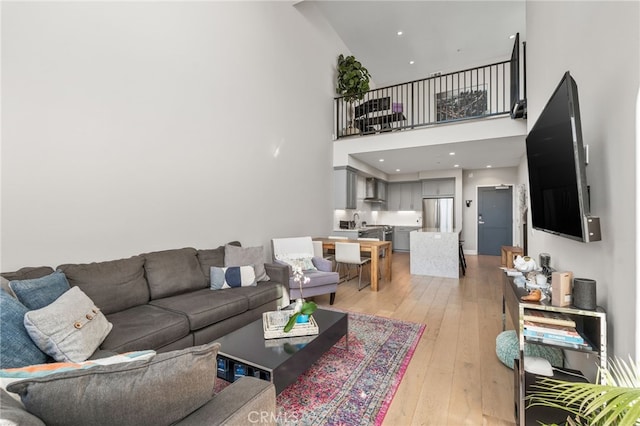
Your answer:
[313,237,392,292]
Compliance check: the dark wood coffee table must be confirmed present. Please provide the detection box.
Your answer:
[214,309,348,394]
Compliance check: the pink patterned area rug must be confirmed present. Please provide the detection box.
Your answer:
[216,310,425,425]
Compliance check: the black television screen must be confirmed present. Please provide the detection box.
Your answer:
[526,71,591,242]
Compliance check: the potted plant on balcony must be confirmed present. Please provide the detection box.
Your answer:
[336,54,371,136]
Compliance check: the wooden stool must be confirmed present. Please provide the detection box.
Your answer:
[501,246,523,268]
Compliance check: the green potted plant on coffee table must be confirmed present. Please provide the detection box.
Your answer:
[283,264,317,333]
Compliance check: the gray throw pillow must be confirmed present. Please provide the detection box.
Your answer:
[9,271,70,310]
[0,388,45,426]
[24,287,113,363]
[7,342,221,426]
[0,290,48,369]
[224,244,269,282]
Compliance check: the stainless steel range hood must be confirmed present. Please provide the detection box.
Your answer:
[364,177,383,202]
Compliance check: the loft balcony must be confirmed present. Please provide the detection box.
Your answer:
[334,35,525,140]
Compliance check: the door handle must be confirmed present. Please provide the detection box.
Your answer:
[478,221,485,224]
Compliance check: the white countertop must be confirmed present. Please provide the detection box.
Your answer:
[413,227,459,233]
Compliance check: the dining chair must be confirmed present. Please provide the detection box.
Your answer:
[312,240,324,258]
[326,236,347,259]
[334,242,371,291]
[357,237,382,278]
[312,240,334,262]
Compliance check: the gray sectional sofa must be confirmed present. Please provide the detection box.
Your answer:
[4,244,289,353]
[0,243,289,425]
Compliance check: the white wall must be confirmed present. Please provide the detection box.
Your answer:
[1,2,347,269]
[525,1,640,359]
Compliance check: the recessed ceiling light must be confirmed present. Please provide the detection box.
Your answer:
[396,169,401,172]
[449,152,455,156]
[379,159,384,162]
[454,164,460,168]
[397,31,403,36]
[509,34,516,39]
[486,165,492,168]
[409,60,415,65]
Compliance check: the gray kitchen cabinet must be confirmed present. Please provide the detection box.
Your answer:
[334,167,357,209]
[387,183,402,211]
[393,226,420,251]
[411,181,423,210]
[387,181,423,211]
[399,183,413,210]
[422,178,455,198]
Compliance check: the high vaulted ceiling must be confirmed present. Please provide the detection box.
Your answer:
[307,0,528,174]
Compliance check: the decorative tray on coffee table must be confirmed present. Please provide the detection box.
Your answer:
[262,311,319,339]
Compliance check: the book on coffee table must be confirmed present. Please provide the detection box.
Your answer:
[263,311,319,339]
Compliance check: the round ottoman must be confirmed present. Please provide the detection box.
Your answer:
[495,330,563,369]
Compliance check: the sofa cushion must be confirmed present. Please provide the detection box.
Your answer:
[291,269,340,289]
[211,266,256,290]
[197,246,225,282]
[150,288,249,331]
[1,266,55,282]
[9,271,70,310]
[225,244,269,282]
[144,248,207,299]
[24,287,113,363]
[0,290,49,369]
[7,342,220,426]
[196,241,242,283]
[101,304,190,353]
[58,255,149,315]
[231,281,284,310]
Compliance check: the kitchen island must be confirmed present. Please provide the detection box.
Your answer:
[410,228,460,278]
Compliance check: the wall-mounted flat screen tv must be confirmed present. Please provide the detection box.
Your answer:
[526,71,600,242]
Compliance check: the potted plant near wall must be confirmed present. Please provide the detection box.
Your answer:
[336,54,371,136]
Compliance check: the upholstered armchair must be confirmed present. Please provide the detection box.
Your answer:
[271,237,338,305]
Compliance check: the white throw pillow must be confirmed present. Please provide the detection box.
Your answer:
[210,266,256,290]
[24,287,113,363]
[276,254,317,271]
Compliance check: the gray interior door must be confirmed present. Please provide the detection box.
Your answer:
[478,186,513,255]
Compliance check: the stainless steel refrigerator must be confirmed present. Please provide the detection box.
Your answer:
[422,197,454,231]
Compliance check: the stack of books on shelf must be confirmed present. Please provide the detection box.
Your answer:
[523,309,591,350]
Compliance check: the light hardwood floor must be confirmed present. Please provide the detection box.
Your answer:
[315,252,517,426]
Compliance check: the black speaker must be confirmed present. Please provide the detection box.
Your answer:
[573,278,597,310]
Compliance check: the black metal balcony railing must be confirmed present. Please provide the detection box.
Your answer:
[334,60,514,139]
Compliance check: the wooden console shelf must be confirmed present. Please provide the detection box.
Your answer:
[502,274,607,426]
